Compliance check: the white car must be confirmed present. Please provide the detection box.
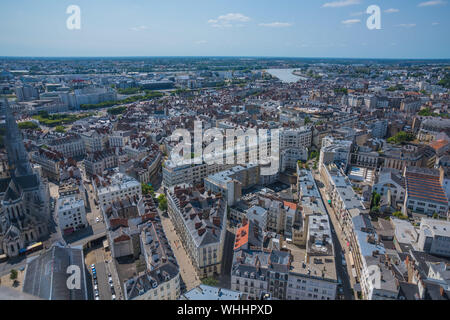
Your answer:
[96,217,100,223]
[111,294,116,300]
[94,284,98,291]
[95,296,100,301]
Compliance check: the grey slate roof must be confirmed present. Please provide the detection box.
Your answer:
[22,246,88,300]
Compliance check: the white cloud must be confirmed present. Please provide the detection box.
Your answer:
[395,24,416,28]
[384,8,399,13]
[130,26,148,32]
[195,40,208,44]
[350,11,365,16]
[341,19,361,25]
[432,22,440,25]
[208,13,250,28]
[258,22,293,28]
[322,0,360,8]
[418,0,447,7]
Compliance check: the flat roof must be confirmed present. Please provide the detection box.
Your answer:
[286,243,337,281]
[181,285,242,300]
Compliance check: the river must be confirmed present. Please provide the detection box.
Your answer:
[265,68,307,83]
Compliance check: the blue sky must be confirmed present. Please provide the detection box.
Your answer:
[0,0,449,58]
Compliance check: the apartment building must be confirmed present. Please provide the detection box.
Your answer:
[84,150,118,177]
[163,161,234,187]
[56,195,87,235]
[204,164,260,206]
[417,218,450,258]
[231,219,337,300]
[257,191,300,239]
[31,148,64,181]
[124,209,180,300]
[120,150,162,185]
[94,172,142,208]
[279,127,312,150]
[47,134,86,158]
[321,163,366,240]
[109,130,132,148]
[81,130,107,153]
[166,185,227,278]
[350,215,399,300]
[319,136,353,171]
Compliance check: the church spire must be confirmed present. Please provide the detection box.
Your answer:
[2,99,33,177]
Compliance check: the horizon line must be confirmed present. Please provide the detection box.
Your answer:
[1,55,450,61]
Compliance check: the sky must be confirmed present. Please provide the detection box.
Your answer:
[0,0,449,59]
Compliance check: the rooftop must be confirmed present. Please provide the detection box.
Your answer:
[180,285,242,300]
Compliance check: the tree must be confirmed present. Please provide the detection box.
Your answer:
[158,194,168,211]
[393,211,408,220]
[202,277,218,287]
[55,125,66,133]
[10,269,18,280]
[304,116,311,125]
[18,121,38,130]
[142,183,154,197]
[387,131,415,144]
[107,106,127,115]
[370,192,381,210]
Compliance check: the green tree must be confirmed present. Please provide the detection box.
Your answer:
[18,121,38,130]
[55,125,66,133]
[107,106,127,115]
[304,116,311,125]
[142,184,154,197]
[370,192,381,210]
[201,277,218,287]
[392,211,408,220]
[10,269,18,280]
[387,131,415,144]
[158,194,168,211]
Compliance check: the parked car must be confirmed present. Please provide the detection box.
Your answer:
[111,294,116,300]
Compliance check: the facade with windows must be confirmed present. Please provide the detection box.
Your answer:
[57,195,87,234]
[94,172,142,208]
[167,184,227,278]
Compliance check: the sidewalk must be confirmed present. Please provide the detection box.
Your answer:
[159,212,201,291]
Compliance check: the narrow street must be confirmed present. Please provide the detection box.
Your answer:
[159,209,201,292]
[312,171,356,300]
